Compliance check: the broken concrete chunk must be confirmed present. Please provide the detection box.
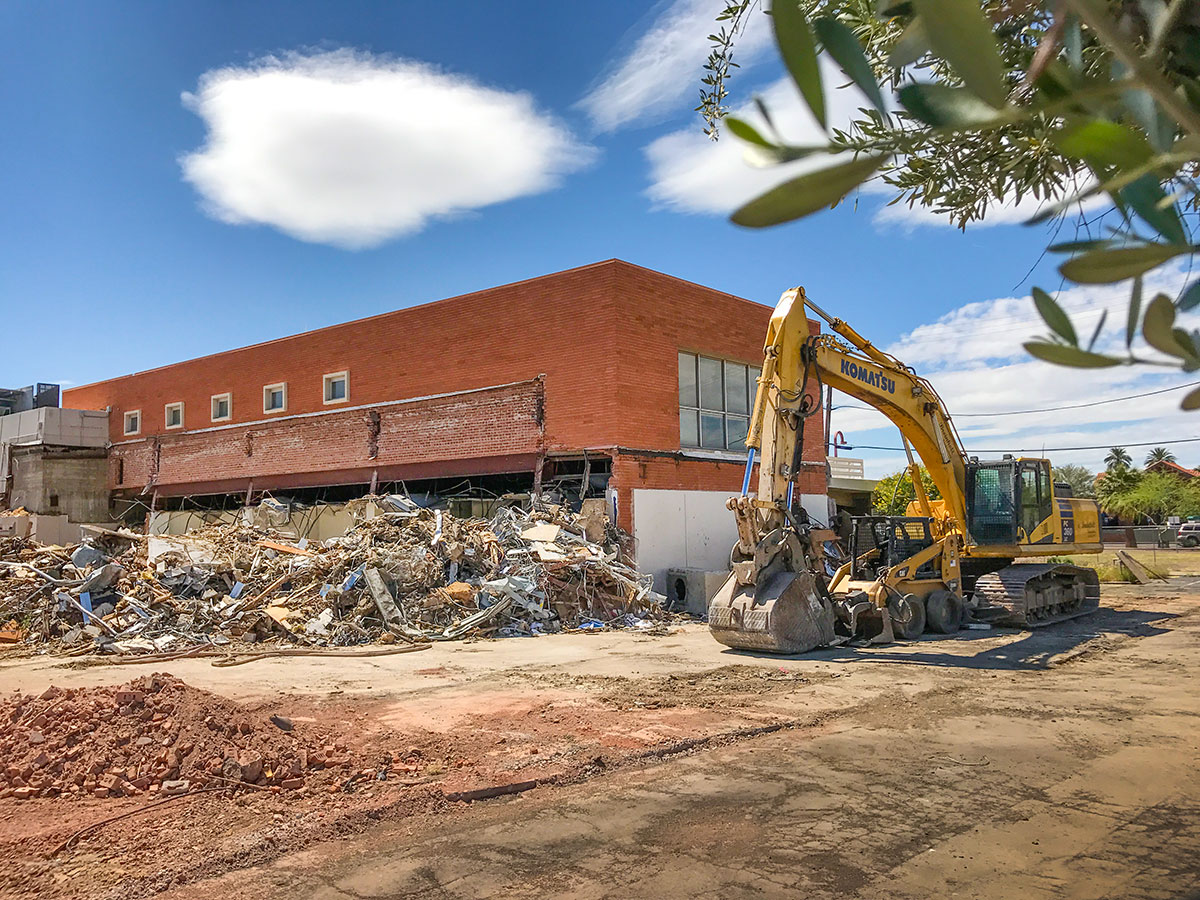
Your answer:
[520,523,561,543]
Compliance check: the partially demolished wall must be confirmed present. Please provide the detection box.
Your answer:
[109,380,545,496]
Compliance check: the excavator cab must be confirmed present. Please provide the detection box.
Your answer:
[966,457,1056,546]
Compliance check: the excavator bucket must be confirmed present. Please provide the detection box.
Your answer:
[708,569,836,654]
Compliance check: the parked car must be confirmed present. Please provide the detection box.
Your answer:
[1178,522,1200,547]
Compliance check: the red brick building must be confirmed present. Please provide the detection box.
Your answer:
[64,260,826,584]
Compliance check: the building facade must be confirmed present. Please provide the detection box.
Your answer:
[63,260,827,586]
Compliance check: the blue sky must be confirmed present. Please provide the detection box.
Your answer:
[1,0,1196,476]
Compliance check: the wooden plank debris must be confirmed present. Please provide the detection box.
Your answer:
[1116,550,1161,584]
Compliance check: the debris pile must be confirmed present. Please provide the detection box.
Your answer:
[0,499,667,655]
[0,674,369,800]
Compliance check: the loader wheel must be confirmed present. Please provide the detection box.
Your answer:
[889,593,926,640]
[925,590,962,634]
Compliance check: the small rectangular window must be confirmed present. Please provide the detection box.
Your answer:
[726,416,749,452]
[698,357,723,411]
[264,383,287,413]
[678,352,697,407]
[165,402,183,429]
[211,393,231,422]
[724,362,749,415]
[680,408,698,448]
[123,410,141,436]
[323,371,348,404]
[700,412,725,449]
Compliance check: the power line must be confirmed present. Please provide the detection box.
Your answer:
[836,436,1200,454]
[834,379,1200,418]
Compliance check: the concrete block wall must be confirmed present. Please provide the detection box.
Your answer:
[9,448,109,522]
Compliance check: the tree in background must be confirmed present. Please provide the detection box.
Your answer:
[1096,463,1141,512]
[702,1,1200,404]
[1103,470,1200,521]
[1105,446,1133,469]
[1052,463,1098,497]
[872,465,941,515]
[1146,446,1178,464]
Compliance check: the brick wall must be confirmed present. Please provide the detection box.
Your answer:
[110,380,543,496]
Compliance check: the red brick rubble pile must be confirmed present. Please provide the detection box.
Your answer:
[0,674,366,801]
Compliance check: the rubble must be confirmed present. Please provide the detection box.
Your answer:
[0,498,669,657]
[0,674,368,800]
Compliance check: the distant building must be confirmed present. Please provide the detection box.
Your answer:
[1145,459,1200,479]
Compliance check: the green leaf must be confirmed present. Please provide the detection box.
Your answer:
[1023,342,1122,368]
[731,154,886,227]
[910,0,1008,107]
[814,17,886,114]
[724,116,775,148]
[1120,174,1188,246]
[887,16,928,67]
[773,0,825,128]
[898,84,1001,128]
[1143,293,1195,360]
[1052,119,1155,169]
[1178,279,1200,311]
[1032,287,1077,345]
[1059,244,1189,284]
[1181,384,1200,410]
[1048,238,1115,253]
[1127,276,1143,349]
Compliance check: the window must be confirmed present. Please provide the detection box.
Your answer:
[164,402,184,429]
[678,351,753,451]
[123,410,141,436]
[211,393,232,422]
[323,371,348,404]
[263,382,287,413]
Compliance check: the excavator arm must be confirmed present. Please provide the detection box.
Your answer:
[711,286,973,654]
[743,287,970,539]
[798,297,970,539]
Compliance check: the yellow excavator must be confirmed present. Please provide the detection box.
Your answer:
[709,287,1103,653]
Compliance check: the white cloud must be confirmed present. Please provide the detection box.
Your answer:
[645,72,875,214]
[828,260,1200,477]
[579,0,772,133]
[181,49,593,249]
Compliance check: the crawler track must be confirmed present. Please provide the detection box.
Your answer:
[973,563,1100,627]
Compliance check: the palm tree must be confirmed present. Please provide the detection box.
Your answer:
[1105,447,1132,471]
[1146,447,1177,466]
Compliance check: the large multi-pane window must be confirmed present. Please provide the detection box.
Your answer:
[678,351,754,451]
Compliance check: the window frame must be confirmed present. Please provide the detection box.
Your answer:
[678,351,754,452]
[210,392,232,423]
[322,371,349,405]
[123,410,141,436]
[263,382,287,414]
[164,401,184,430]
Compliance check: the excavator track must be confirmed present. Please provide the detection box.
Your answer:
[972,563,1100,628]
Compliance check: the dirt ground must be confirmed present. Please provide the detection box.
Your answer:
[1,578,1198,900]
